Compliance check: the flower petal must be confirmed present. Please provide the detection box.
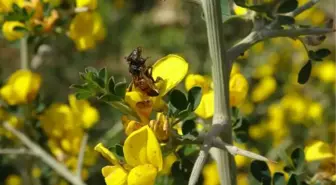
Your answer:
[185,74,211,93]
[127,164,158,185]
[152,55,188,96]
[94,143,120,166]
[123,126,149,167]
[305,141,334,162]
[146,125,163,170]
[102,166,128,185]
[194,91,214,119]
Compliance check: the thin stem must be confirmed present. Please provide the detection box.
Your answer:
[0,148,35,155]
[3,122,86,185]
[20,37,29,69]
[76,133,89,178]
[287,0,320,17]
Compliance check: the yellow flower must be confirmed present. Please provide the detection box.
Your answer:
[2,21,26,41]
[251,76,276,103]
[0,108,22,138]
[95,126,163,185]
[229,73,249,106]
[233,4,247,15]
[39,103,75,138]
[69,12,106,51]
[185,72,248,119]
[305,141,334,162]
[122,116,146,136]
[308,102,323,122]
[76,0,97,10]
[315,61,335,83]
[126,55,188,121]
[185,74,213,119]
[202,162,220,185]
[68,94,99,129]
[0,70,41,105]
[161,153,177,175]
[0,0,24,13]
[5,175,22,185]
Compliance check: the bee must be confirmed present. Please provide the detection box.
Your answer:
[126,47,160,97]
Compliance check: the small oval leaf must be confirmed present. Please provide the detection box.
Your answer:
[187,86,202,111]
[287,174,299,185]
[277,0,298,13]
[170,90,188,110]
[114,81,127,98]
[315,48,331,58]
[297,60,312,84]
[182,120,196,135]
[250,160,271,185]
[273,172,285,185]
[291,147,305,170]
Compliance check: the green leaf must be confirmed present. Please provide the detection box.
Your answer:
[315,48,331,58]
[115,144,124,157]
[107,76,115,94]
[273,172,286,185]
[233,118,249,143]
[187,86,202,111]
[114,81,127,98]
[34,25,44,33]
[170,90,188,110]
[277,0,298,13]
[99,68,108,84]
[182,120,196,135]
[297,60,312,84]
[291,147,305,170]
[308,50,323,61]
[250,160,271,185]
[13,26,27,32]
[75,91,92,100]
[98,94,123,102]
[85,66,98,74]
[12,3,22,13]
[287,174,298,185]
[277,15,295,25]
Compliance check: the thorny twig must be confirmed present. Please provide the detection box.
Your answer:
[2,122,87,185]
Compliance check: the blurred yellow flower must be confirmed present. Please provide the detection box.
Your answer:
[5,175,22,185]
[252,63,275,79]
[2,21,26,41]
[305,141,334,162]
[76,0,97,10]
[69,94,99,129]
[0,0,24,13]
[0,108,22,138]
[315,61,335,83]
[0,70,41,105]
[95,126,163,185]
[233,4,247,15]
[229,73,249,106]
[251,76,276,103]
[126,55,188,122]
[202,162,220,185]
[308,102,323,122]
[69,12,106,51]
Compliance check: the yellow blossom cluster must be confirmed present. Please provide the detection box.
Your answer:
[69,0,106,51]
[39,94,99,180]
[0,0,59,41]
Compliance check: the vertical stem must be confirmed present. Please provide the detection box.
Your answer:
[76,133,89,178]
[20,37,29,69]
[201,0,236,185]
